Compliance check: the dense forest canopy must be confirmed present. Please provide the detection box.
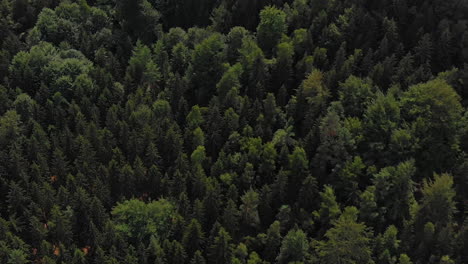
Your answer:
[1,0,468,263]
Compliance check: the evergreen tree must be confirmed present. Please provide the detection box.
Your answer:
[316,207,374,264]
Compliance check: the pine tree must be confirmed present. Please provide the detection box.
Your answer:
[316,207,373,264]
[183,219,205,258]
[277,227,310,264]
[208,227,233,264]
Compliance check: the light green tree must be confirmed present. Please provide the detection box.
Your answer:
[257,6,287,55]
[317,207,374,264]
[111,198,176,243]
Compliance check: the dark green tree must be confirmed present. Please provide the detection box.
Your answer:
[256,6,287,56]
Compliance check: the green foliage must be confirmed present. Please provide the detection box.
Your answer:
[208,227,233,264]
[316,207,374,264]
[191,146,207,165]
[240,189,260,230]
[191,250,207,264]
[0,0,467,263]
[412,173,457,262]
[48,205,73,245]
[192,127,205,148]
[274,41,294,86]
[111,199,176,243]
[191,33,226,104]
[257,6,287,56]
[401,79,463,173]
[226,27,249,62]
[315,186,341,227]
[116,0,160,42]
[398,254,413,264]
[183,219,205,257]
[9,42,92,97]
[372,160,416,228]
[7,249,28,264]
[125,40,161,89]
[187,105,204,129]
[314,104,354,177]
[339,75,374,117]
[0,110,22,146]
[263,221,281,261]
[217,63,243,102]
[277,228,310,264]
[374,225,400,264]
[301,70,329,112]
[336,156,365,203]
[416,173,456,228]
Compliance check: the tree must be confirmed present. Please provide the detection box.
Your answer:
[191,33,226,105]
[298,70,330,126]
[116,0,160,42]
[170,241,187,264]
[259,141,277,183]
[226,26,249,63]
[398,254,413,264]
[372,160,416,229]
[401,79,463,174]
[284,0,312,29]
[315,186,341,229]
[415,173,456,229]
[222,199,240,236]
[274,41,294,88]
[247,251,267,264]
[240,189,260,231]
[414,34,433,65]
[183,219,205,257]
[191,146,207,166]
[72,248,87,264]
[192,127,206,148]
[191,250,207,264]
[208,227,233,264]
[48,205,73,246]
[257,6,287,56]
[412,174,456,262]
[233,243,248,263]
[0,110,22,147]
[186,105,204,129]
[374,225,401,264]
[336,156,365,204]
[125,41,161,90]
[314,104,353,182]
[339,75,374,117]
[216,63,243,103]
[238,36,267,99]
[13,93,36,121]
[264,221,281,262]
[171,42,190,76]
[276,227,310,264]
[210,2,232,33]
[439,255,455,264]
[359,185,379,225]
[297,175,319,212]
[111,199,176,244]
[361,90,401,166]
[7,249,28,264]
[288,146,313,202]
[316,207,374,264]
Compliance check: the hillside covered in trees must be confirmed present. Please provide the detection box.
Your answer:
[1,0,468,263]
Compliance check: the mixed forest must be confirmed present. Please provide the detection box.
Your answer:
[1,0,468,263]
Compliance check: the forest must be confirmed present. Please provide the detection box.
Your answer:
[1,0,468,263]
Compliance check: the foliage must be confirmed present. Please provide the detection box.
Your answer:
[111,199,176,243]
[0,0,467,263]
